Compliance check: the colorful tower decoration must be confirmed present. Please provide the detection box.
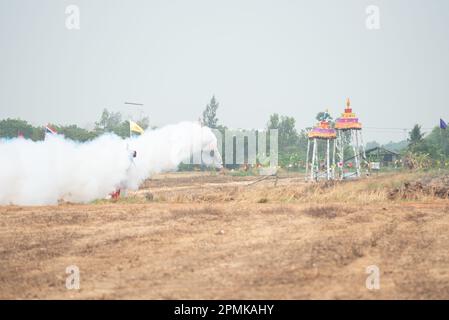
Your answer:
[335,98,366,179]
[305,112,337,181]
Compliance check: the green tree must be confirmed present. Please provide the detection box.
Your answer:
[54,124,98,142]
[422,126,449,160]
[0,118,40,140]
[407,124,426,153]
[202,95,219,128]
[94,109,131,138]
[266,114,301,167]
[408,124,424,145]
[95,109,123,133]
[267,114,280,130]
[315,110,333,122]
[267,114,300,153]
[136,116,150,130]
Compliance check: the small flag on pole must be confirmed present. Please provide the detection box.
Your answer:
[45,125,57,135]
[129,120,144,135]
[440,118,447,130]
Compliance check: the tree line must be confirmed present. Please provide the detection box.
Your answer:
[0,109,149,142]
[1,96,448,169]
[200,97,449,169]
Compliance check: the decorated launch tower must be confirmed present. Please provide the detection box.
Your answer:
[305,112,337,181]
[335,98,366,179]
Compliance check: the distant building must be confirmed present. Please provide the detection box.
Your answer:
[364,147,401,167]
[345,146,401,168]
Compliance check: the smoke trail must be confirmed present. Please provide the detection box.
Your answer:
[0,122,222,205]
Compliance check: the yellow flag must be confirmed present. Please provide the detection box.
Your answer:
[129,120,144,134]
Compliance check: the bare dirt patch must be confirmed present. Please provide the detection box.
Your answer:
[1,171,449,299]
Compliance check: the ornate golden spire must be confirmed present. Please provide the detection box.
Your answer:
[346,98,351,108]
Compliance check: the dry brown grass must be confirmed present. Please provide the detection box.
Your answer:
[131,170,439,205]
[3,170,449,299]
[302,204,356,219]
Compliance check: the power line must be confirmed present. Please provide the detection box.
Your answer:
[365,126,434,130]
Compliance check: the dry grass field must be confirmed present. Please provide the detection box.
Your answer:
[1,170,449,299]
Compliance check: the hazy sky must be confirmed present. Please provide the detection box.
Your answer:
[1,0,448,143]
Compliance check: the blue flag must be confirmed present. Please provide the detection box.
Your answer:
[440,118,447,129]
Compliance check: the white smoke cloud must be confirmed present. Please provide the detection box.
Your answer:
[0,122,222,205]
